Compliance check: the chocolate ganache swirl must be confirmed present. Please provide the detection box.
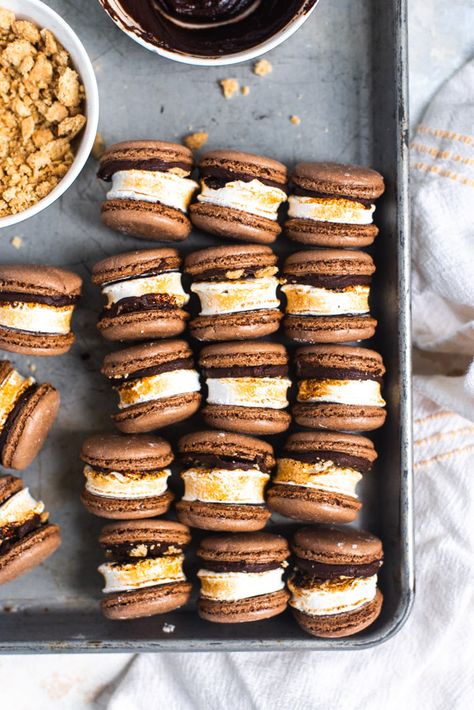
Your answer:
[103,0,318,57]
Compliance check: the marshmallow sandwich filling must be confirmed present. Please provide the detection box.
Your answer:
[288,195,375,225]
[191,276,279,316]
[107,169,198,212]
[198,566,286,602]
[197,178,287,221]
[102,271,189,310]
[297,378,385,407]
[282,283,370,316]
[84,465,171,499]
[0,301,75,335]
[99,553,186,594]
[0,488,48,554]
[273,458,362,498]
[115,368,200,409]
[206,376,291,409]
[181,467,269,504]
[0,368,35,431]
[288,573,378,616]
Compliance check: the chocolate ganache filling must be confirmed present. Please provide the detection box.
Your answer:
[103,1,317,58]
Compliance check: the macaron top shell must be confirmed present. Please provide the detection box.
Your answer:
[102,339,194,379]
[0,474,23,503]
[98,140,194,181]
[178,430,275,472]
[92,248,181,285]
[283,431,377,470]
[292,524,383,565]
[295,345,385,379]
[198,532,289,564]
[99,519,191,548]
[199,150,288,186]
[0,264,82,297]
[292,162,385,200]
[200,341,288,369]
[283,249,375,276]
[81,434,173,471]
[184,244,277,277]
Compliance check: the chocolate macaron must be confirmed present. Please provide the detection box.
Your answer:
[98,519,192,620]
[286,162,385,247]
[0,264,82,356]
[267,431,377,524]
[175,430,274,531]
[102,340,201,433]
[80,433,174,519]
[98,140,198,242]
[200,341,291,435]
[92,248,189,342]
[0,360,59,470]
[281,250,377,343]
[293,345,387,432]
[288,525,383,637]
[197,532,290,623]
[190,150,287,244]
[0,475,61,585]
[185,245,282,341]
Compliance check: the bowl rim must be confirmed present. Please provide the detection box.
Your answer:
[0,0,99,229]
[97,0,320,67]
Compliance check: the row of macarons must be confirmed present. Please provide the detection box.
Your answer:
[97,141,385,248]
[95,519,385,639]
[0,242,376,357]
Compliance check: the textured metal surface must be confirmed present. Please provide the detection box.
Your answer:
[0,0,412,652]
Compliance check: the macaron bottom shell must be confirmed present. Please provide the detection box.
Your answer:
[292,588,383,638]
[0,523,61,585]
[113,392,202,434]
[175,500,271,532]
[202,404,291,436]
[81,488,174,520]
[292,403,387,432]
[101,580,193,620]
[198,588,290,624]
[101,200,192,243]
[97,308,188,342]
[285,218,379,248]
[0,326,75,357]
[283,314,377,344]
[266,484,361,525]
[189,310,282,342]
[189,203,281,245]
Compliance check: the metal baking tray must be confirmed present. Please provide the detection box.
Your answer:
[0,0,413,652]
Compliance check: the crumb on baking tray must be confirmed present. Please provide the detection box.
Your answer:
[10,235,23,249]
[241,85,250,96]
[219,78,239,99]
[290,115,301,125]
[162,623,175,634]
[0,8,86,217]
[253,59,272,77]
[183,131,208,150]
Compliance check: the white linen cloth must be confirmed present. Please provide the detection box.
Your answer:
[99,60,474,710]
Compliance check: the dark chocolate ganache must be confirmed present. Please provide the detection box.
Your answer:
[102,0,318,58]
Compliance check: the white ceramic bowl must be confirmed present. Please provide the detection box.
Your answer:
[98,0,320,67]
[0,0,99,229]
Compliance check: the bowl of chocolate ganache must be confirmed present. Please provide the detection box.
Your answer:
[98,0,320,65]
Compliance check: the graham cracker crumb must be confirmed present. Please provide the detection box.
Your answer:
[0,9,86,217]
[253,59,272,77]
[162,623,175,634]
[92,132,106,161]
[10,235,23,249]
[28,362,37,373]
[183,131,208,150]
[290,115,301,125]
[241,85,250,96]
[219,78,239,99]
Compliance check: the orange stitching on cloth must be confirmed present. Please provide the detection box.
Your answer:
[414,411,452,425]
[411,141,474,167]
[414,426,474,447]
[412,161,474,188]
[417,124,474,146]
[414,444,474,470]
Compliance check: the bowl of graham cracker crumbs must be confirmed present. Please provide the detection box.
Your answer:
[0,0,99,227]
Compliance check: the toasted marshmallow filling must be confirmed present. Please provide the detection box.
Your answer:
[297,378,385,407]
[282,283,370,316]
[84,465,171,499]
[0,301,74,334]
[288,574,377,616]
[107,169,198,212]
[103,272,189,308]
[181,467,269,504]
[197,179,287,220]
[116,369,200,409]
[288,195,375,224]
[0,488,45,528]
[191,277,279,316]
[99,554,185,594]
[0,368,35,429]
[198,566,285,602]
[274,458,361,498]
[207,377,291,409]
